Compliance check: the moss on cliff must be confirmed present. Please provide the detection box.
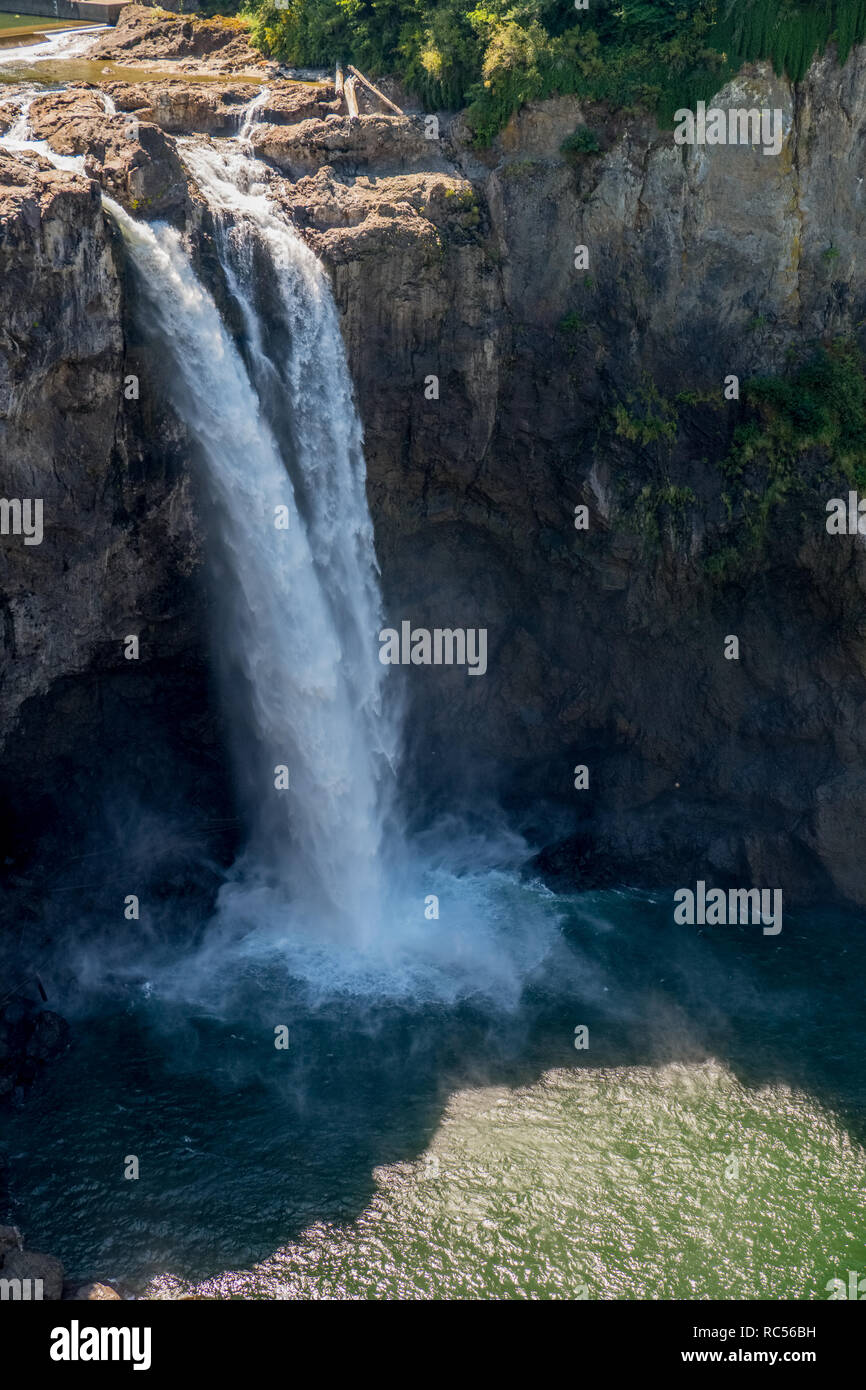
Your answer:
[604,339,866,572]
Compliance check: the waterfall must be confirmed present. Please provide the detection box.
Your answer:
[0,94,396,944]
[237,86,270,143]
[100,154,397,946]
[0,96,560,999]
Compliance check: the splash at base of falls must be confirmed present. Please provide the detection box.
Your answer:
[0,97,566,1008]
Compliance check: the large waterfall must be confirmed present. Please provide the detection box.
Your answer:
[0,96,559,1000]
[103,152,397,947]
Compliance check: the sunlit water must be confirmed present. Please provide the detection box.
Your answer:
[4,892,866,1298]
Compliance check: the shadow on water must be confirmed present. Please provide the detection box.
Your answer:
[3,881,865,1287]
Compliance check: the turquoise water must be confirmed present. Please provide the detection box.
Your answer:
[4,885,865,1299]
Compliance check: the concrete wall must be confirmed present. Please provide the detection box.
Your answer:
[0,0,197,20]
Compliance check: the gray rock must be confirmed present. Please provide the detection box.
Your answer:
[0,1226,22,1261]
[1,1250,64,1300]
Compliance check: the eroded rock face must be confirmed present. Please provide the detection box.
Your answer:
[87,5,273,74]
[4,32,866,913]
[104,79,259,136]
[286,56,866,906]
[27,88,189,219]
[0,141,225,945]
[250,113,446,179]
[100,77,339,136]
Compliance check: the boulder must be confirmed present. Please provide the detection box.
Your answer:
[250,114,446,180]
[87,5,273,74]
[0,1226,22,1261]
[103,80,258,136]
[27,89,189,220]
[72,1282,123,1300]
[1,1250,64,1300]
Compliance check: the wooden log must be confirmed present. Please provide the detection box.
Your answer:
[346,64,403,115]
[335,64,344,96]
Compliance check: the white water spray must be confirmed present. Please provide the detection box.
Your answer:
[105,183,395,944]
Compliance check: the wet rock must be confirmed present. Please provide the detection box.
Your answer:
[257,84,338,126]
[1,1250,64,1300]
[97,78,339,138]
[0,125,225,937]
[72,1282,123,1300]
[27,88,189,220]
[103,79,257,135]
[0,1226,22,1259]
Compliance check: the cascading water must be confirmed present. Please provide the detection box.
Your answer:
[0,92,560,1001]
[2,78,864,1313]
[102,189,395,946]
[0,91,395,946]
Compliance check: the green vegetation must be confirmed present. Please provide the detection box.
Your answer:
[724,339,866,490]
[604,340,866,569]
[227,0,866,144]
[613,379,679,447]
[561,125,601,160]
[634,481,697,547]
[707,339,866,573]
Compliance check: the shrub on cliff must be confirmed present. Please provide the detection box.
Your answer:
[239,0,866,143]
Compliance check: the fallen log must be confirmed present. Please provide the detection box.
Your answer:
[347,64,403,115]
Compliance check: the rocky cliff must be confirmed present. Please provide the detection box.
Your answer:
[3,19,866,934]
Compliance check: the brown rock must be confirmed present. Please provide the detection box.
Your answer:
[72,1282,123,1300]
[250,114,446,180]
[87,4,272,74]
[27,89,189,220]
[103,79,257,135]
[258,84,337,127]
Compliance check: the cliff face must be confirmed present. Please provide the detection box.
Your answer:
[284,51,866,905]
[2,36,866,913]
[0,140,224,924]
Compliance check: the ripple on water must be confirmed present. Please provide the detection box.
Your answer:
[144,1060,866,1300]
